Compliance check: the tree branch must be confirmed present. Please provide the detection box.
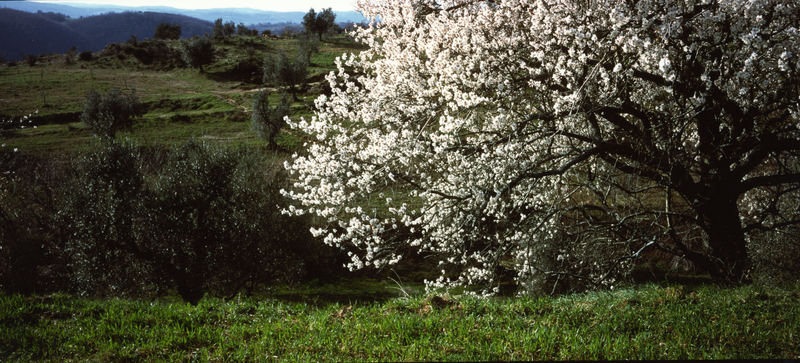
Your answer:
[738,173,800,193]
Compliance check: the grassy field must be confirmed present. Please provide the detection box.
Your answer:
[1,283,798,361]
[0,35,352,154]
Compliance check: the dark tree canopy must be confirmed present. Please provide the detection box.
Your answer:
[263,52,308,98]
[181,36,214,72]
[153,23,181,40]
[212,18,236,40]
[302,8,336,41]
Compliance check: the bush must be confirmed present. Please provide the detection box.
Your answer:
[64,46,77,65]
[80,88,144,139]
[24,55,37,67]
[232,55,262,83]
[59,140,150,296]
[154,23,181,40]
[746,185,800,286]
[78,51,93,62]
[213,19,236,40]
[51,140,334,303]
[297,36,320,65]
[0,157,71,294]
[139,141,316,303]
[98,39,184,69]
[237,23,257,36]
[182,36,214,72]
[263,52,308,98]
[748,227,800,286]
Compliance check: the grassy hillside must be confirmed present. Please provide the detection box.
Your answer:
[2,283,798,360]
[0,34,363,154]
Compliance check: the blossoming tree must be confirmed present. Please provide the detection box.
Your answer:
[284,0,800,293]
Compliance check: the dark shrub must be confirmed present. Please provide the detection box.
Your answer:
[746,185,800,286]
[24,55,37,67]
[154,23,181,40]
[297,36,320,65]
[0,156,71,294]
[53,139,332,303]
[140,141,316,303]
[182,36,214,72]
[263,52,308,98]
[59,140,150,296]
[79,51,93,61]
[129,39,185,68]
[230,55,262,83]
[64,46,77,65]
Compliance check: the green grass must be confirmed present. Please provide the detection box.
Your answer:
[1,283,797,361]
[0,34,362,154]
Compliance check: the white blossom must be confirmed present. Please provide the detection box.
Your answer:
[284,0,800,293]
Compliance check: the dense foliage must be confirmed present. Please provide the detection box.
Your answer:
[212,18,237,40]
[0,140,340,302]
[80,88,143,139]
[263,52,309,98]
[181,36,214,72]
[302,8,336,41]
[285,0,800,294]
[153,23,181,40]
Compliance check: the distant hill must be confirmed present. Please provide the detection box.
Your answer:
[0,0,99,18]
[67,12,212,49]
[0,8,212,61]
[0,8,92,61]
[0,1,369,25]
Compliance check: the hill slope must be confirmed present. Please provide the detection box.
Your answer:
[0,9,212,61]
[68,11,213,49]
[0,8,92,61]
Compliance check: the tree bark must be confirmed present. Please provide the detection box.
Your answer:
[693,192,749,284]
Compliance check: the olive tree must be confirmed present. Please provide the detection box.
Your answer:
[60,140,321,303]
[182,36,214,72]
[302,8,336,41]
[81,88,143,139]
[284,0,800,294]
[251,90,290,148]
[154,23,181,40]
[263,52,308,99]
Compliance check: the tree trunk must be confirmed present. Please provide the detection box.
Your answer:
[694,193,749,284]
[175,270,204,305]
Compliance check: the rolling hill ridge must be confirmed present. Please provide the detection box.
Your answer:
[0,8,213,61]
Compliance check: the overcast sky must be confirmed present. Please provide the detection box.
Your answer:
[32,0,358,12]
